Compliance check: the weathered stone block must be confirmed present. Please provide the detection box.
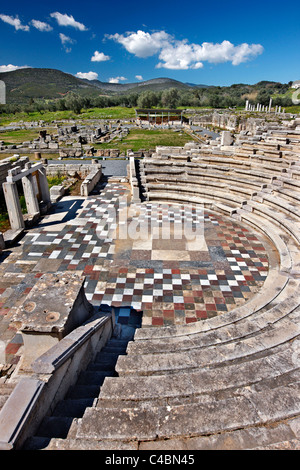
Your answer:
[13,273,94,370]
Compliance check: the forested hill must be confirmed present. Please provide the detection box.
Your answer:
[0,67,295,110]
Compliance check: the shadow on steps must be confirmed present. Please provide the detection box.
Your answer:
[23,307,143,450]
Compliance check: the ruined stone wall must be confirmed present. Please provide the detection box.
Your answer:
[190,112,237,131]
[45,163,101,180]
[0,156,29,191]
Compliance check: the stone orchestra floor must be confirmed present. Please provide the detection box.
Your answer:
[0,178,270,367]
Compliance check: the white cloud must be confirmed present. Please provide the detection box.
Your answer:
[50,12,87,31]
[91,51,110,62]
[31,19,53,32]
[108,76,127,84]
[0,64,30,73]
[156,40,264,69]
[59,33,75,44]
[230,43,264,66]
[157,42,204,70]
[108,30,264,69]
[76,71,99,81]
[0,14,29,31]
[108,30,171,58]
[136,75,143,81]
[59,33,76,53]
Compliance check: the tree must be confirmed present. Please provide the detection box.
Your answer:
[65,92,83,114]
[137,91,159,108]
[161,88,179,108]
[209,93,222,108]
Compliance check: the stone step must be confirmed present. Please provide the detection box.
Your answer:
[35,416,74,439]
[66,385,102,399]
[22,436,52,451]
[126,289,300,356]
[93,352,126,370]
[52,398,95,418]
[146,172,267,193]
[212,202,238,216]
[98,349,300,406]
[115,314,300,377]
[0,383,16,395]
[138,416,300,450]
[72,382,300,443]
[22,337,127,449]
[76,370,114,386]
[256,192,300,218]
[101,345,128,354]
[43,437,138,450]
[277,176,300,189]
[251,439,300,450]
[273,188,300,204]
[247,200,300,245]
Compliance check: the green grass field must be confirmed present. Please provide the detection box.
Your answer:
[0,128,45,145]
[0,107,136,127]
[96,129,197,152]
[0,126,198,157]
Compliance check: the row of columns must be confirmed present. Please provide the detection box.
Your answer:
[3,162,51,232]
[245,98,285,114]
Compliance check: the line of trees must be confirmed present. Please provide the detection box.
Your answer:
[0,82,297,116]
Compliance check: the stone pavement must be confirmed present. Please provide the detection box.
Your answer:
[0,178,270,369]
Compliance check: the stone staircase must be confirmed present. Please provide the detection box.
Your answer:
[23,337,129,450]
[21,317,300,450]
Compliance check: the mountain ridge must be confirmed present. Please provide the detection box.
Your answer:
[0,68,208,103]
[0,67,292,106]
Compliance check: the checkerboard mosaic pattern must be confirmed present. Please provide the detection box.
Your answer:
[0,180,270,363]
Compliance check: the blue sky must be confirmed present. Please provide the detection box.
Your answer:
[0,0,299,86]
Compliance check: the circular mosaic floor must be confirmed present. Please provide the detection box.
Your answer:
[0,182,271,348]
[90,191,270,327]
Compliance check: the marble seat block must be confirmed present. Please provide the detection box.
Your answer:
[13,273,94,370]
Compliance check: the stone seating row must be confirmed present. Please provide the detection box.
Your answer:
[62,379,300,448]
[147,152,294,179]
[141,169,299,223]
[142,158,280,185]
[242,199,300,246]
[239,140,300,156]
[142,165,271,194]
[272,186,300,205]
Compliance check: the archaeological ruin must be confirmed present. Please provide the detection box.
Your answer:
[0,107,299,450]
